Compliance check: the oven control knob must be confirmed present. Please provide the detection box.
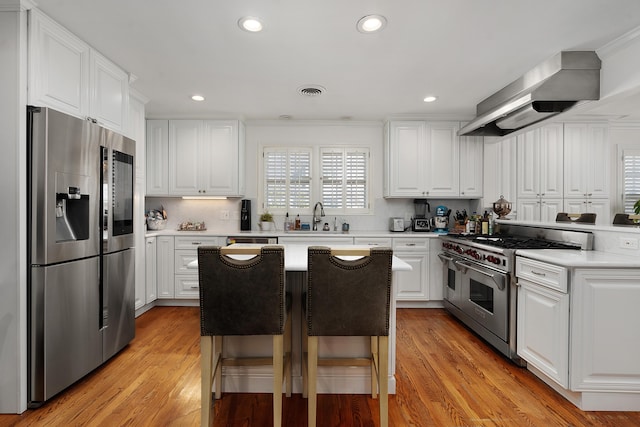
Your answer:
[455,245,463,254]
[473,252,481,260]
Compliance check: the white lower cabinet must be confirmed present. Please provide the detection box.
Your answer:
[278,236,354,245]
[173,236,221,299]
[392,237,429,302]
[570,269,640,392]
[144,236,157,305]
[156,236,175,299]
[428,238,443,301]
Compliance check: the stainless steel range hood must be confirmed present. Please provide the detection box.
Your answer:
[459,51,601,137]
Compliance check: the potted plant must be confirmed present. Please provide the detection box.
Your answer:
[259,212,274,231]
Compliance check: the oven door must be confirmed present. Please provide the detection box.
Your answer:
[456,260,509,341]
[438,253,462,308]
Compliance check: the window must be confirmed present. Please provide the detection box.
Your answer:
[262,146,370,214]
[263,148,311,211]
[320,148,369,212]
[622,148,640,213]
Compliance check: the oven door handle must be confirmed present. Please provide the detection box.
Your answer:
[454,260,506,291]
[437,253,454,263]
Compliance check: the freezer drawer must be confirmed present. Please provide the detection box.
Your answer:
[102,248,135,360]
[29,257,102,404]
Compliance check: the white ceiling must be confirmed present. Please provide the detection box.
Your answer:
[33,0,640,121]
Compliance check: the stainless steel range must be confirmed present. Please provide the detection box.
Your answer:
[439,224,593,365]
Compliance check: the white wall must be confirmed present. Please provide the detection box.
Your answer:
[0,3,28,413]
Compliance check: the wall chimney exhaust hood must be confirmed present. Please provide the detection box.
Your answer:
[458,51,601,137]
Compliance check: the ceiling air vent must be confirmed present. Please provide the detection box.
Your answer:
[298,85,326,97]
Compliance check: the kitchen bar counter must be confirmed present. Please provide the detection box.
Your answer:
[146,229,442,239]
[191,244,411,395]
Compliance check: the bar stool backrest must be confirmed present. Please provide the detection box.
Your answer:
[306,246,393,337]
[198,245,285,336]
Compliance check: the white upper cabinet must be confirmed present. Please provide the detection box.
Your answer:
[384,121,426,197]
[384,121,480,198]
[28,9,129,133]
[483,136,517,217]
[517,124,564,199]
[563,123,609,199]
[459,135,483,198]
[28,9,90,117]
[146,120,169,196]
[148,119,245,197]
[89,50,129,132]
[426,122,460,197]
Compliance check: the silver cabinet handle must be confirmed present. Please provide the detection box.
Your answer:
[406,243,416,247]
[531,270,546,277]
[190,286,199,289]
[192,242,201,245]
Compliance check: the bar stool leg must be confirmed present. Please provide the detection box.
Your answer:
[379,335,389,427]
[371,336,378,398]
[214,336,223,399]
[307,336,318,427]
[285,312,292,397]
[200,336,214,427]
[273,334,283,427]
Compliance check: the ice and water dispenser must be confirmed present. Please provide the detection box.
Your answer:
[55,173,90,242]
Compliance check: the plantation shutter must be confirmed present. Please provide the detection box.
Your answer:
[623,149,640,214]
[320,148,368,211]
[264,148,311,211]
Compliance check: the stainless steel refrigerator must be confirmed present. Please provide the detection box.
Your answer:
[27,106,135,406]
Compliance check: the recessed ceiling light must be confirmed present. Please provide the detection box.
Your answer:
[238,16,264,32]
[357,15,387,33]
[191,95,205,102]
[423,95,438,103]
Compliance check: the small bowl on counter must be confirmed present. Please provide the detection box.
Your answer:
[147,218,167,230]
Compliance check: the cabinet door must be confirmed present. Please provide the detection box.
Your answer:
[459,135,483,198]
[28,9,90,117]
[168,120,201,195]
[517,129,541,198]
[89,50,129,132]
[563,124,589,198]
[146,120,169,195]
[394,252,429,301]
[517,199,541,221]
[200,121,239,195]
[156,236,175,298]
[539,124,564,198]
[571,269,640,391]
[385,121,426,197]
[586,198,610,225]
[484,136,517,216]
[585,124,609,198]
[540,198,563,222]
[145,237,157,304]
[517,279,569,388]
[425,122,459,197]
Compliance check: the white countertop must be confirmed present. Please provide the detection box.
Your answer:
[516,249,640,268]
[187,243,413,272]
[145,229,442,238]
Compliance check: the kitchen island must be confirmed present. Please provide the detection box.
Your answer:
[189,244,412,395]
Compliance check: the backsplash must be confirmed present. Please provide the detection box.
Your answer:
[145,197,483,233]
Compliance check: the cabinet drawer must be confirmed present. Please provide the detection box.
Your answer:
[174,236,220,249]
[175,250,198,274]
[392,238,429,251]
[353,237,392,247]
[516,257,567,292]
[175,275,199,298]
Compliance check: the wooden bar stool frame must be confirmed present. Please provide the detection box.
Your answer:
[302,246,393,427]
[198,246,291,427]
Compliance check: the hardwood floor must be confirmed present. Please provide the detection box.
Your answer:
[2,306,639,426]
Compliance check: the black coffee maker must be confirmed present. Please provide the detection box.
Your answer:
[240,199,251,230]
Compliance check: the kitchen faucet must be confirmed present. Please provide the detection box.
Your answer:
[312,202,325,231]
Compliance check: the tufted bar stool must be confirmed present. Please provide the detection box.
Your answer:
[302,246,393,427]
[198,245,291,427]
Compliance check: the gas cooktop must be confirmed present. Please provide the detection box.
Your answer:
[453,234,582,250]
